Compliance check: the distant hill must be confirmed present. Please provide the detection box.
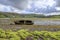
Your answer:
[0,12,45,18]
[0,12,60,18]
[0,12,22,18]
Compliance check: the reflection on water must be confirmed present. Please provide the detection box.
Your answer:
[34,20,60,25]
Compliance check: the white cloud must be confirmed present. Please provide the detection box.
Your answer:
[55,7,60,11]
[0,3,60,16]
[0,4,21,13]
[27,0,56,9]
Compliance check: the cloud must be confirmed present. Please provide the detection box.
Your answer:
[9,0,28,10]
[56,0,60,7]
[0,0,12,5]
[55,7,60,11]
[0,0,28,10]
[0,0,60,9]
[0,4,22,13]
[0,0,60,13]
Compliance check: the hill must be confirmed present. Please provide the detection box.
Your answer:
[0,12,60,18]
[0,12,46,18]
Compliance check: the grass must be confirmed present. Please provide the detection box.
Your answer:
[0,18,60,21]
[10,18,60,20]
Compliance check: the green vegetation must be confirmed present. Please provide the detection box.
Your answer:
[0,12,60,18]
[0,29,60,40]
[0,12,21,18]
[48,15,60,18]
[0,12,47,18]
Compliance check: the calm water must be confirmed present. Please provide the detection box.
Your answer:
[34,20,60,25]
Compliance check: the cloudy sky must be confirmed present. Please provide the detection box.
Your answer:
[0,0,60,13]
[0,0,28,9]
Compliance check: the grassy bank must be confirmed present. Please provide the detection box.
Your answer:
[0,25,60,31]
